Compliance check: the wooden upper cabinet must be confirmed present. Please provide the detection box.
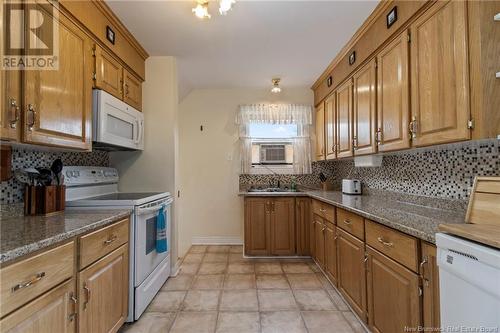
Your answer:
[336,79,353,158]
[421,242,440,330]
[353,58,377,156]
[270,198,296,256]
[410,0,470,147]
[315,103,326,160]
[23,8,92,150]
[1,71,21,142]
[0,280,76,333]
[376,31,410,152]
[295,198,311,256]
[324,223,338,286]
[366,246,421,333]
[94,45,123,100]
[78,245,128,333]
[123,69,142,111]
[244,197,270,256]
[325,93,336,159]
[337,228,367,322]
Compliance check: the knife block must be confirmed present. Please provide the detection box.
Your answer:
[24,185,65,216]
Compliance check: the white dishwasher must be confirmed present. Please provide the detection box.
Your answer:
[436,233,500,330]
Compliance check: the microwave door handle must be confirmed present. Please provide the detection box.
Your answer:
[135,120,143,145]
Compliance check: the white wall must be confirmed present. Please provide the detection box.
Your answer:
[177,88,313,257]
[110,56,180,267]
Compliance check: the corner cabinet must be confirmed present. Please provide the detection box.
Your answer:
[410,0,470,147]
[244,197,296,256]
[23,6,93,150]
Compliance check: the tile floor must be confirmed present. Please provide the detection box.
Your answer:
[120,245,367,333]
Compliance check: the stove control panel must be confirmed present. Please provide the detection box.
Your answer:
[63,166,119,186]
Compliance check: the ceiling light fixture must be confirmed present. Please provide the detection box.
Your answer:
[271,78,281,93]
[219,0,236,15]
[192,1,211,19]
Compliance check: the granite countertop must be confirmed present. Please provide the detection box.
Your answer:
[0,209,132,264]
[240,189,467,243]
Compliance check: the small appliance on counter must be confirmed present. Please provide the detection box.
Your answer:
[342,179,362,195]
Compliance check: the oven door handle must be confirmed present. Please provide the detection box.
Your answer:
[137,206,164,216]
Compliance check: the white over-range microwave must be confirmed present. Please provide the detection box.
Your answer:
[93,89,144,150]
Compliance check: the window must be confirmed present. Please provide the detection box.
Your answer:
[248,124,296,171]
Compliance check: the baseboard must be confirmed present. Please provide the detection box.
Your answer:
[191,236,243,245]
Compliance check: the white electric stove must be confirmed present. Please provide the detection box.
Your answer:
[64,166,173,322]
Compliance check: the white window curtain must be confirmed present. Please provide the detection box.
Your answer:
[236,104,312,174]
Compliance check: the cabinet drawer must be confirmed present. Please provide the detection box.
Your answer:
[79,219,129,269]
[337,208,365,240]
[0,241,74,318]
[365,220,418,271]
[312,199,335,224]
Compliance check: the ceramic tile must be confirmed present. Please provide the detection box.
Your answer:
[120,312,175,333]
[301,311,354,333]
[198,262,227,275]
[255,262,283,274]
[229,245,243,253]
[189,245,208,253]
[342,311,368,333]
[219,290,259,311]
[223,274,256,290]
[258,290,298,311]
[182,290,220,311]
[316,272,334,290]
[183,253,205,264]
[282,262,314,274]
[192,274,224,290]
[216,312,260,333]
[204,253,229,263]
[260,311,307,333]
[179,262,200,275]
[229,253,253,262]
[162,274,194,291]
[256,274,290,290]
[146,291,186,312]
[227,262,255,274]
[169,311,218,333]
[287,273,323,289]
[327,289,349,311]
[206,245,231,253]
[293,289,335,311]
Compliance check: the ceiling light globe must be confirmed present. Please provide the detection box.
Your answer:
[271,86,281,94]
[192,3,211,19]
[219,0,235,15]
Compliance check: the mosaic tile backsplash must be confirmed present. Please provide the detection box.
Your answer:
[240,139,500,201]
[1,147,109,204]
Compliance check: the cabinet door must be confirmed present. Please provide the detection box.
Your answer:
[79,245,129,333]
[244,198,270,256]
[324,224,338,286]
[336,79,353,158]
[366,246,421,333]
[353,58,377,155]
[314,217,325,267]
[95,44,123,100]
[270,198,296,256]
[23,8,92,150]
[421,242,440,330]
[337,228,366,322]
[0,279,76,333]
[410,0,470,146]
[325,93,336,159]
[309,215,316,259]
[296,198,311,256]
[123,69,142,111]
[376,31,410,152]
[315,103,325,160]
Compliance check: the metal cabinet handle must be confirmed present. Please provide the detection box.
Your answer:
[27,104,36,131]
[104,235,118,245]
[375,128,382,145]
[377,237,394,247]
[409,117,418,139]
[319,208,326,212]
[124,83,129,96]
[364,255,369,263]
[83,284,91,309]
[11,272,46,292]
[9,98,20,129]
[419,257,428,280]
[343,219,351,225]
[68,293,78,321]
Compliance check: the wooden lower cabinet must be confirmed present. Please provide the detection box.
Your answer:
[296,198,311,256]
[366,246,421,333]
[421,242,440,330]
[78,244,129,333]
[270,198,296,256]
[324,223,338,286]
[337,228,367,322]
[0,279,76,333]
[313,216,325,267]
[244,197,296,256]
